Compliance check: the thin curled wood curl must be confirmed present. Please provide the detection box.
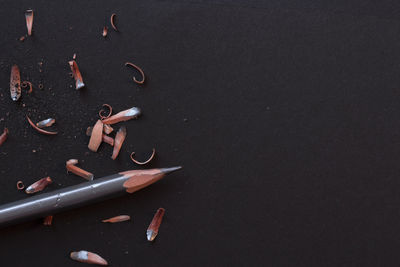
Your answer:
[17,181,24,190]
[130,148,156,165]
[99,104,113,120]
[110,13,118,31]
[21,81,33,93]
[125,62,145,84]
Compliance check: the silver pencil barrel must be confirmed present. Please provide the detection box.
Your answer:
[0,173,126,226]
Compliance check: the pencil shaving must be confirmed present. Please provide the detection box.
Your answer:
[36,118,55,128]
[25,176,52,194]
[70,250,108,266]
[43,215,53,226]
[88,120,104,151]
[86,127,114,146]
[26,116,58,135]
[0,128,9,147]
[102,26,108,37]
[25,9,33,36]
[68,60,85,89]
[10,65,21,101]
[103,124,113,135]
[110,13,118,31]
[147,208,165,241]
[102,135,114,146]
[66,159,94,180]
[101,107,141,125]
[102,215,130,223]
[111,126,126,160]
[130,148,156,165]
[16,181,24,190]
[99,104,112,120]
[125,62,145,84]
[21,81,33,94]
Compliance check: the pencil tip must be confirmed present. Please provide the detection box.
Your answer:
[160,166,182,174]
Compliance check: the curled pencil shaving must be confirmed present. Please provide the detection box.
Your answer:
[66,159,94,181]
[125,62,145,84]
[68,60,85,89]
[102,26,108,37]
[102,215,130,223]
[70,251,108,266]
[103,124,113,135]
[130,148,156,165]
[99,104,112,120]
[21,81,33,94]
[26,116,58,135]
[25,176,52,194]
[10,64,21,101]
[147,208,165,241]
[86,127,114,146]
[0,128,9,147]
[36,118,55,128]
[110,13,118,31]
[111,126,126,160]
[43,215,53,226]
[25,9,33,36]
[16,181,24,190]
[88,120,104,151]
[101,107,141,125]
[19,36,26,42]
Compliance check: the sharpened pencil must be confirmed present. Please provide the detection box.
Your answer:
[0,167,182,227]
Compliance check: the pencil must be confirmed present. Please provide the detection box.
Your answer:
[0,166,182,227]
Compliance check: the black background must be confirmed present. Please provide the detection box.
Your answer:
[1,0,400,266]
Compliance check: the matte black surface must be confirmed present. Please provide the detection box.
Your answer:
[1,0,400,266]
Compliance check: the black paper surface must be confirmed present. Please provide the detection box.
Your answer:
[1,0,400,266]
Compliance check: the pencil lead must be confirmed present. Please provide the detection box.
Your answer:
[160,166,183,174]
